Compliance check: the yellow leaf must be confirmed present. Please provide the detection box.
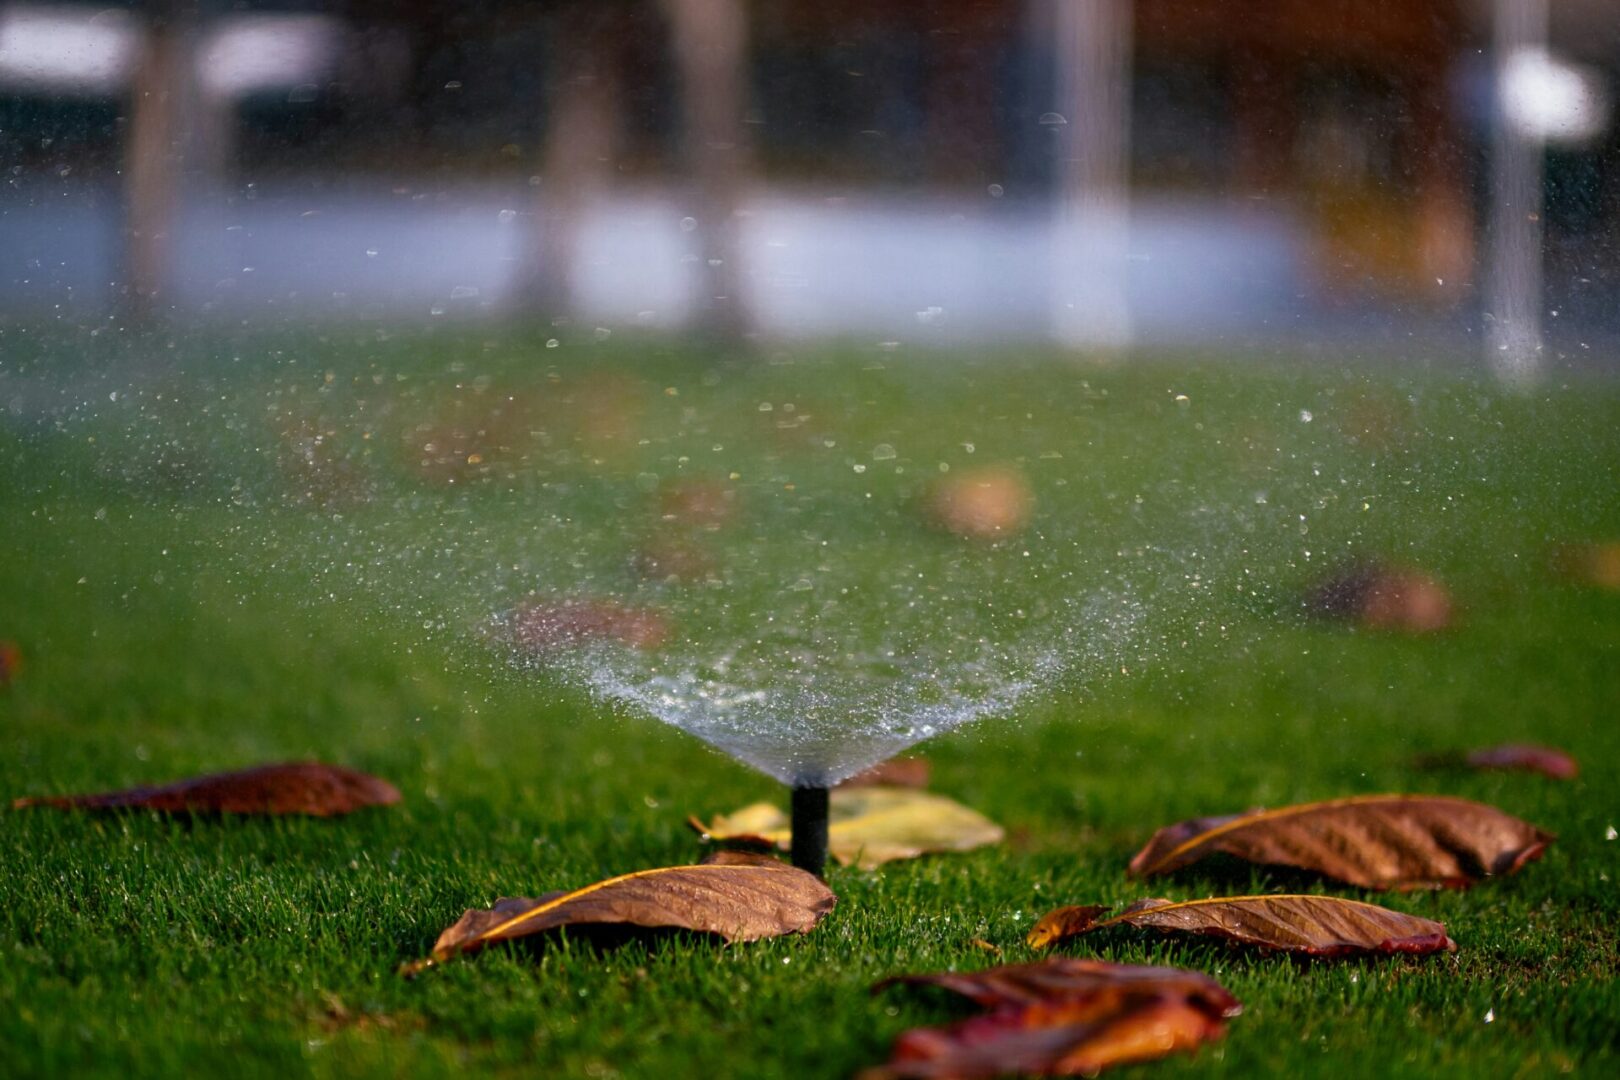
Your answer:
[696,787,1004,870]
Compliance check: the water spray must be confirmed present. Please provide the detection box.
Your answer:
[790,784,830,877]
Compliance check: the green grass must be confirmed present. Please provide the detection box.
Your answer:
[2,327,1618,1078]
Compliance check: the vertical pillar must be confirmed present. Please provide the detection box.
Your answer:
[662,0,751,344]
[1486,0,1548,383]
[125,5,194,321]
[1408,58,1473,306]
[790,785,830,877]
[522,5,623,319]
[1049,0,1133,354]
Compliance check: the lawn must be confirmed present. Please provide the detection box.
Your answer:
[2,327,1617,1078]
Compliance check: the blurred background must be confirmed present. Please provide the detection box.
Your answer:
[0,0,1615,371]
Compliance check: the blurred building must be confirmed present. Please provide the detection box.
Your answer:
[0,0,1615,349]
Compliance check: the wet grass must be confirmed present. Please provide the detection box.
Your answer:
[2,328,1618,1078]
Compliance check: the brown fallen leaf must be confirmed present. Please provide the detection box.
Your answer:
[503,597,670,653]
[1028,895,1456,957]
[1551,541,1620,591]
[1306,562,1453,633]
[693,786,1003,870]
[11,762,401,817]
[926,465,1034,541]
[868,959,1239,1079]
[1128,794,1552,890]
[874,958,1239,1013]
[1465,744,1579,781]
[840,757,931,789]
[401,851,835,976]
[0,639,20,687]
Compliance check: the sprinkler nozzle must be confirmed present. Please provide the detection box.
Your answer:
[790,785,830,877]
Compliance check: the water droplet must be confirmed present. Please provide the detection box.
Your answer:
[680,216,698,232]
[987,183,1004,197]
[497,209,516,223]
[872,444,897,461]
[1299,409,1314,423]
[1038,112,1068,125]
[852,464,867,474]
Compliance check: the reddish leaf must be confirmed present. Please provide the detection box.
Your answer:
[12,762,401,817]
[925,465,1034,541]
[1306,562,1453,632]
[503,597,670,653]
[869,959,1239,1079]
[1128,794,1552,890]
[1551,541,1620,591]
[401,851,835,976]
[1028,895,1456,957]
[839,757,932,789]
[875,958,1239,1016]
[1464,744,1579,781]
[869,996,1230,1079]
[0,639,20,687]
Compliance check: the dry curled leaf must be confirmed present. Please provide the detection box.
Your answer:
[401,851,835,976]
[926,464,1034,541]
[693,786,1003,870]
[1551,541,1620,590]
[12,762,401,817]
[0,639,21,687]
[1028,895,1456,957]
[874,958,1239,1014]
[1414,744,1580,781]
[869,959,1239,1079]
[1306,562,1453,632]
[868,997,1229,1080]
[840,757,932,789]
[1128,794,1552,890]
[1465,744,1579,781]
